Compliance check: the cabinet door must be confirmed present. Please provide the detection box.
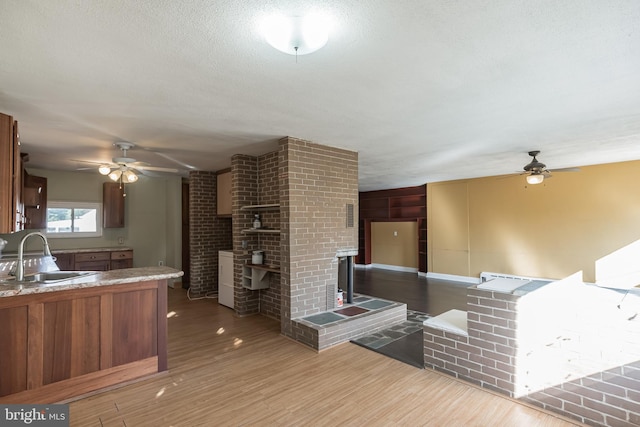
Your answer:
[219,252,233,285]
[12,121,24,232]
[54,253,74,271]
[0,113,13,233]
[24,173,47,230]
[216,171,232,216]
[103,182,124,228]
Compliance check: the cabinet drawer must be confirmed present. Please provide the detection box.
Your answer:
[111,250,133,260]
[74,252,110,263]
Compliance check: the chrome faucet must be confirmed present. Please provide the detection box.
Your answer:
[13,232,52,281]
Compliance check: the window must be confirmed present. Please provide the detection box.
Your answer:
[46,202,102,238]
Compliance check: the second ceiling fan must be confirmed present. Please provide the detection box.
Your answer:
[522,150,579,184]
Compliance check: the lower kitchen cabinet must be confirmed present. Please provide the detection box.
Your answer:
[74,252,111,271]
[110,250,133,269]
[54,249,133,271]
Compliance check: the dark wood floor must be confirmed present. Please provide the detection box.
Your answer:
[354,267,474,316]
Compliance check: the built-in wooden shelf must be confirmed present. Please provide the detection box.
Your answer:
[241,228,280,234]
[242,264,279,290]
[246,263,280,273]
[240,204,280,211]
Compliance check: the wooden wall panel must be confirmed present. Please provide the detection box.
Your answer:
[0,306,28,396]
[71,296,101,377]
[112,289,158,366]
[43,297,101,385]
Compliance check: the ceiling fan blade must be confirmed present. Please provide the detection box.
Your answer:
[72,159,111,166]
[550,167,580,172]
[133,165,180,173]
[151,151,197,170]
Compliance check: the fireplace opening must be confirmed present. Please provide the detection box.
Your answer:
[337,249,357,304]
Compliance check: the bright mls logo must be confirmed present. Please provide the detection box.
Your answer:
[1,405,68,426]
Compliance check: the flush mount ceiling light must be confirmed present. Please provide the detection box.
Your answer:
[263,14,329,56]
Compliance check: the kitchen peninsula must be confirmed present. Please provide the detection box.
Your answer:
[0,266,182,403]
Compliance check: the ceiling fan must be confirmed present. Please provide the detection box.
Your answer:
[522,150,580,185]
[77,142,180,183]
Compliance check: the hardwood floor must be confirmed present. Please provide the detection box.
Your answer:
[68,285,583,426]
[354,267,473,315]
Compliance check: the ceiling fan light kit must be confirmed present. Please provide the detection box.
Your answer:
[526,172,545,185]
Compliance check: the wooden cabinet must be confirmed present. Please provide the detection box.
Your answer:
[74,252,111,271]
[0,112,23,233]
[24,172,47,230]
[0,279,168,403]
[110,250,133,269]
[53,253,74,271]
[103,182,124,228]
[216,171,232,216]
[54,250,133,271]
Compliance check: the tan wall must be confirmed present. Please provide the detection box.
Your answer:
[371,221,418,268]
[428,160,640,283]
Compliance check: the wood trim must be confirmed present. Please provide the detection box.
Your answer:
[26,302,44,390]
[100,293,113,370]
[157,280,168,372]
[0,357,158,404]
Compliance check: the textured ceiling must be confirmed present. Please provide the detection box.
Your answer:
[1,0,639,191]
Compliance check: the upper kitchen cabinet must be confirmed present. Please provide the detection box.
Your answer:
[103,182,125,228]
[0,112,24,233]
[217,170,232,216]
[23,171,48,230]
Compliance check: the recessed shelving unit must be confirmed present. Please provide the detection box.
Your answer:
[241,203,281,234]
[242,264,280,290]
[358,185,427,272]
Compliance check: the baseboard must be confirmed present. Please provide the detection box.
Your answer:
[370,263,419,273]
[426,272,480,284]
[355,263,372,269]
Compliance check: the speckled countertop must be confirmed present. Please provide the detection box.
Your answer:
[51,247,134,254]
[0,266,183,298]
[1,247,134,258]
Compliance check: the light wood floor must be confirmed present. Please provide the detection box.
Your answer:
[69,287,583,426]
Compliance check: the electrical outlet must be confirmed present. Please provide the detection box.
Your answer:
[118,236,124,245]
[158,260,164,266]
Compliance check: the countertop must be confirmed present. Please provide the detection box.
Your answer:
[0,247,134,259]
[52,247,134,254]
[0,266,183,298]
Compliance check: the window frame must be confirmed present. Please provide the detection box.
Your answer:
[46,201,103,238]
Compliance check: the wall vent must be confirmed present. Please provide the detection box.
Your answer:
[346,203,354,228]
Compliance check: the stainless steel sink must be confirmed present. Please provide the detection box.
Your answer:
[0,271,98,288]
[23,271,97,283]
